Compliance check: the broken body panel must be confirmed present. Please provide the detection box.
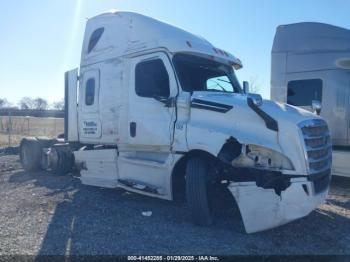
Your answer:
[62,12,332,233]
[229,179,327,233]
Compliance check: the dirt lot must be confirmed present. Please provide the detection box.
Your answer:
[0,154,349,256]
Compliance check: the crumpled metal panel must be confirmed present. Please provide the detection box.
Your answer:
[228,179,328,233]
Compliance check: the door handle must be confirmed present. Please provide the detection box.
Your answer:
[130,122,136,137]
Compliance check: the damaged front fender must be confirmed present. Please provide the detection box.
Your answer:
[228,178,328,233]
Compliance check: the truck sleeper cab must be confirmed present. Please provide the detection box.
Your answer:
[20,12,332,233]
[271,22,350,178]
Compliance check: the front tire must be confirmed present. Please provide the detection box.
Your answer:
[186,157,213,226]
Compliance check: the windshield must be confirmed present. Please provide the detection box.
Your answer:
[173,53,242,93]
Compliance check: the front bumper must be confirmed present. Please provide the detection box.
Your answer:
[228,177,328,233]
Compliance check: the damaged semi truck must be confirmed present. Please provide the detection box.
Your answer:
[19,11,332,233]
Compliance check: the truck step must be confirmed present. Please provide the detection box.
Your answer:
[118,179,162,195]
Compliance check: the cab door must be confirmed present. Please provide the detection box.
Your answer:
[127,52,177,151]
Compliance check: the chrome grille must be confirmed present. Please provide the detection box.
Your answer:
[299,119,332,193]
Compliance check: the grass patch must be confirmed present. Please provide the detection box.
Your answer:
[0,116,63,147]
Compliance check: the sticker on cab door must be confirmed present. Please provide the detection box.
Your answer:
[81,119,102,138]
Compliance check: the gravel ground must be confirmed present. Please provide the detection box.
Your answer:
[0,154,349,255]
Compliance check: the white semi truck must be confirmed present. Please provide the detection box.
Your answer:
[271,22,350,178]
[20,11,332,233]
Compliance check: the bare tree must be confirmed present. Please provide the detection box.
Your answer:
[0,98,10,108]
[33,97,48,110]
[19,97,35,109]
[249,76,262,94]
[51,99,64,111]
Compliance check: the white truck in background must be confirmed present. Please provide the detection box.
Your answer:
[271,22,350,178]
[20,11,332,233]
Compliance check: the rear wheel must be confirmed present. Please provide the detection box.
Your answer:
[185,157,213,226]
[19,138,42,171]
[50,147,74,175]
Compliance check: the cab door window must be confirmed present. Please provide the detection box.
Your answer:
[135,59,170,98]
[85,78,95,105]
[287,79,322,106]
[81,69,99,113]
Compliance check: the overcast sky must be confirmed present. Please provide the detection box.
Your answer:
[1,0,350,104]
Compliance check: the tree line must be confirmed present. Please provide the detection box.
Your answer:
[0,97,64,111]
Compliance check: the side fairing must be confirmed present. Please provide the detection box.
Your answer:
[78,59,124,144]
[65,68,79,142]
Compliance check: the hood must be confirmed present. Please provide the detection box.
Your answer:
[189,91,322,174]
[191,91,317,124]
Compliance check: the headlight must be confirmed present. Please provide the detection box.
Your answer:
[232,144,294,170]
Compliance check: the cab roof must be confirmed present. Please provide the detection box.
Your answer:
[272,22,350,54]
[81,11,242,69]
[272,22,350,70]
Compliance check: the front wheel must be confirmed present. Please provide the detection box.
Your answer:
[185,157,213,226]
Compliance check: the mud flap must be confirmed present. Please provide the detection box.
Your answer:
[228,179,328,233]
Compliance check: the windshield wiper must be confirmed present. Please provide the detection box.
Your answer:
[217,78,231,84]
[207,80,229,92]
[205,89,232,93]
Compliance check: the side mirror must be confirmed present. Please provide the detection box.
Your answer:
[243,81,250,94]
[312,100,322,115]
[153,96,175,107]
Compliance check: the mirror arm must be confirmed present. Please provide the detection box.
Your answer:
[154,96,175,107]
[163,97,175,107]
